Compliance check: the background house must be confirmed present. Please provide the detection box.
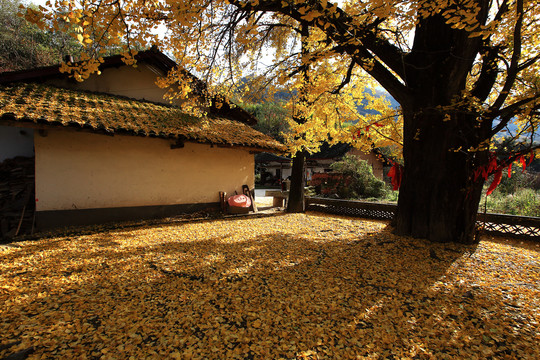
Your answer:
[0,48,284,235]
[255,143,387,187]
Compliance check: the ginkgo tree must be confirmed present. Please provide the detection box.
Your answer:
[24,0,539,243]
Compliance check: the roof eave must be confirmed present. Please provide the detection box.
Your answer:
[0,115,285,153]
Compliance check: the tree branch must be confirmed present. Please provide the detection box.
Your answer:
[226,0,411,105]
[330,60,355,95]
[489,0,524,112]
[471,46,503,102]
[518,55,540,71]
[490,96,540,136]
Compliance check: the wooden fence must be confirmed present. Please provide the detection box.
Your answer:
[305,197,540,239]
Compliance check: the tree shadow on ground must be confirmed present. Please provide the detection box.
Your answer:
[4,211,289,245]
[0,213,538,359]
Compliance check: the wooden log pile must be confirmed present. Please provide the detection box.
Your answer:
[0,156,35,239]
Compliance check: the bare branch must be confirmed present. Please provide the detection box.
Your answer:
[517,55,540,71]
[330,60,355,95]
[226,0,411,105]
[489,0,524,112]
[490,96,540,136]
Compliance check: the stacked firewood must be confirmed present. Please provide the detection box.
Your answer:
[0,157,35,239]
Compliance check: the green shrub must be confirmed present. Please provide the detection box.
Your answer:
[384,190,399,203]
[497,170,540,194]
[328,154,387,199]
[481,188,540,217]
[480,170,540,216]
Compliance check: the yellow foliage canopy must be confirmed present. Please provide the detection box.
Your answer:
[22,0,540,161]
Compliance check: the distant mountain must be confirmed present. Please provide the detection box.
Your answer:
[239,76,400,109]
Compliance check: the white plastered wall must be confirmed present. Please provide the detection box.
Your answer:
[34,129,254,211]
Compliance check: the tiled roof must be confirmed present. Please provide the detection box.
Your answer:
[0,48,257,126]
[0,83,285,152]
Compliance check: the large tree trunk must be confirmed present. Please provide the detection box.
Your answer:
[287,151,305,213]
[394,108,487,243]
[392,11,493,243]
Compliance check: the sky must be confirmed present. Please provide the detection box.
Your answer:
[27,0,47,6]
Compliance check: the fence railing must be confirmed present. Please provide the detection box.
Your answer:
[305,197,540,239]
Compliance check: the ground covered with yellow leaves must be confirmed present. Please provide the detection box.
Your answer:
[1,213,539,359]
